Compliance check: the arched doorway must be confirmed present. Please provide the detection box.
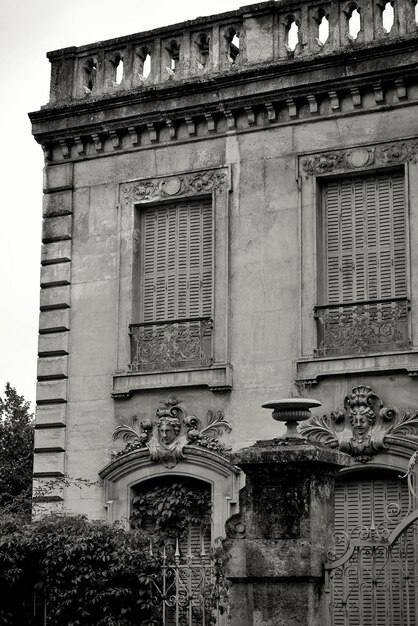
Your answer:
[99,446,241,625]
[130,475,212,556]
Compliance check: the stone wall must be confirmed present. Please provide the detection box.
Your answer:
[30,0,418,517]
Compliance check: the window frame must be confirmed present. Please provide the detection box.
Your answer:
[316,167,411,357]
[135,195,214,324]
[296,141,418,384]
[112,167,232,397]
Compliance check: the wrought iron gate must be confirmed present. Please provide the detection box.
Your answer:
[148,541,227,626]
[325,470,418,626]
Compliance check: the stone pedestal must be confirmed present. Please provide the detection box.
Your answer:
[224,439,350,626]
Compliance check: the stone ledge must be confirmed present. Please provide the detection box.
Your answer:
[295,350,418,384]
[231,440,350,469]
[111,364,233,398]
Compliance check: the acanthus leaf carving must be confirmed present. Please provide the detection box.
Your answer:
[301,140,418,178]
[121,169,226,205]
[296,414,339,448]
[381,141,418,165]
[112,395,231,468]
[299,385,418,463]
[386,410,418,437]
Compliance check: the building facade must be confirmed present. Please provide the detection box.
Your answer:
[30,1,418,622]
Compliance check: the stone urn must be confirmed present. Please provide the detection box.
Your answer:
[262,398,321,439]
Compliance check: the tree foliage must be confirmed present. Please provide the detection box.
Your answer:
[0,513,163,626]
[0,386,229,625]
[0,512,229,626]
[0,383,34,518]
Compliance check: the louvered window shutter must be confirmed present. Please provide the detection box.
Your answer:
[333,476,416,626]
[323,172,406,304]
[141,199,213,322]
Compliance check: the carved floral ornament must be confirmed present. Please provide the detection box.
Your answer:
[299,385,418,463]
[120,169,227,206]
[300,140,418,178]
[112,395,231,468]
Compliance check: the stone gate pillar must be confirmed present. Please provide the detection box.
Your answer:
[224,400,350,626]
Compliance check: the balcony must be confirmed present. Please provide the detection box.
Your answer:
[129,316,213,372]
[315,298,410,358]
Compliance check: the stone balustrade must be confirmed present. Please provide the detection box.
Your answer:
[47,0,418,104]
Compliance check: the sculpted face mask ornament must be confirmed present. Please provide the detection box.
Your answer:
[112,395,232,468]
[299,385,418,463]
[157,416,181,447]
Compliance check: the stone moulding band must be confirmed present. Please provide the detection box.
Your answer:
[120,167,228,205]
[38,84,418,165]
[300,139,418,178]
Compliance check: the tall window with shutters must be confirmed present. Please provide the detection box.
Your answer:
[315,170,410,357]
[130,198,213,372]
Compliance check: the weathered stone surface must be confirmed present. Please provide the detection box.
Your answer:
[28,0,418,553]
[36,403,67,427]
[42,215,72,243]
[42,189,73,217]
[36,379,67,404]
[37,355,68,380]
[38,330,69,356]
[43,163,72,191]
[225,441,350,626]
[33,451,65,476]
[34,427,66,451]
[40,261,71,287]
[40,284,70,309]
[41,241,71,265]
[39,309,70,333]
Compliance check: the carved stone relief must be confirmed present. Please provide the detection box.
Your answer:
[299,385,418,463]
[121,169,227,205]
[301,140,418,178]
[112,394,231,468]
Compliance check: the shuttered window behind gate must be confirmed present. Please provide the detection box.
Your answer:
[323,171,406,304]
[141,199,213,322]
[333,476,417,626]
[334,475,410,540]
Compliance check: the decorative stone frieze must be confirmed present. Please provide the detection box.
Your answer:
[32,73,418,164]
[121,169,227,205]
[301,140,418,178]
[112,395,231,469]
[299,385,418,462]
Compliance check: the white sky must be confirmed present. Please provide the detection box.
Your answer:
[0,0,266,409]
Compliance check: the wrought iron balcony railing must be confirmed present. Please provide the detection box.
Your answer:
[315,297,410,358]
[129,316,213,372]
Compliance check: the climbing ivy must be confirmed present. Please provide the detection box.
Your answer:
[130,479,212,542]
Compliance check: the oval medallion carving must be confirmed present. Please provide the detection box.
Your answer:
[348,148,372,168]
[164,177,182,195]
